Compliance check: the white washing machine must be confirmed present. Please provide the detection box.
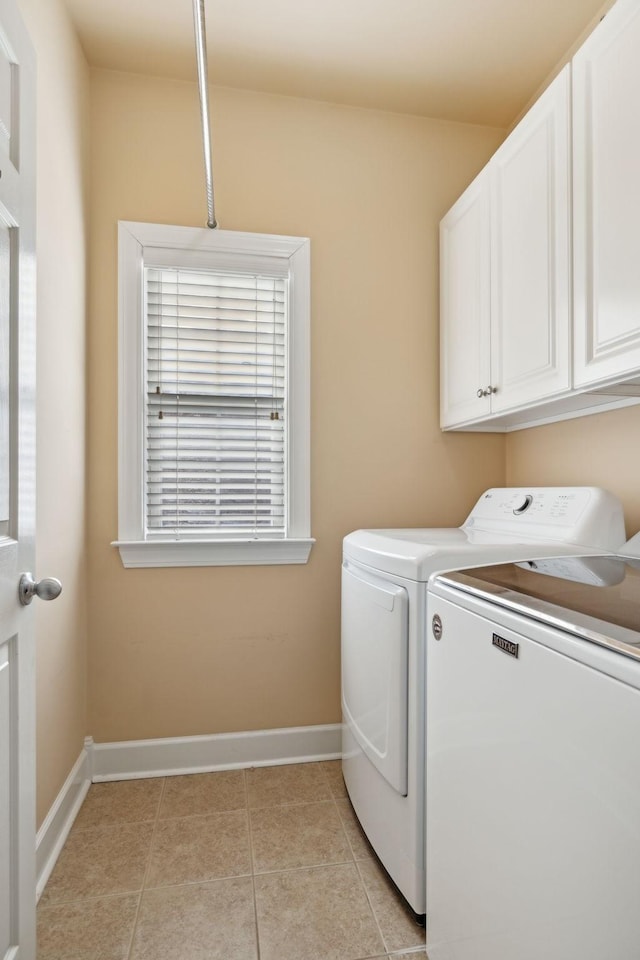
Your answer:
[341,487,626,917]
[425,539,640,959]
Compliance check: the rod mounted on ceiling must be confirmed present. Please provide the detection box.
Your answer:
[192,0,218,228]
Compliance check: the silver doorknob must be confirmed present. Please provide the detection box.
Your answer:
[18,573,62,606]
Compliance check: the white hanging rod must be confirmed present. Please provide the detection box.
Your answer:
[192,0,218,228]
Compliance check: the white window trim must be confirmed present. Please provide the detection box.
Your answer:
[113,221,314,568]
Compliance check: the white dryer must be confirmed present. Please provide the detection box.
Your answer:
[341,487,626,917]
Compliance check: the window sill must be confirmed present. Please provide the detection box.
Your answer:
[112,538,315,569]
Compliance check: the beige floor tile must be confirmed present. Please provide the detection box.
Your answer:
[251,800,352,873]
[146,810,251,886]
[37,893,139,960]
[247,762,332,808]
[73,779,164,831]
[316,760,349,798]
[130,876,258,960]
[254,862,385,960]
[335,799,375,860]
[40,822,154,904]
[158,770,246,819]
[358,859,426,953]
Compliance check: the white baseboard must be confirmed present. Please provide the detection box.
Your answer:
[36,738,93,902]
[91,723,342,782]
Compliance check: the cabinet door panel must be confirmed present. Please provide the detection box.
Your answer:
[574,0,640,387]
[440,170,491,428]
[490,66,571,413]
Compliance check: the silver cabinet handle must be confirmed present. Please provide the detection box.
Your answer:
[485,385,498,395]
[18,573,62,606]
[477,388,484,398]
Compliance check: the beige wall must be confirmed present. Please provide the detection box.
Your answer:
[506,405,640,538]
[18,0,90,825]
[87,70,506,742]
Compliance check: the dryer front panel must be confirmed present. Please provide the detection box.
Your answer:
[341,560,408,795]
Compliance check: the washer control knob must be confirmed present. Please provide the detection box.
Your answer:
[513,494,534,515]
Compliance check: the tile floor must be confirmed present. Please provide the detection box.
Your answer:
[37,760,428,960]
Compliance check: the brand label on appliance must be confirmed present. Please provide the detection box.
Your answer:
[492,633,519,658]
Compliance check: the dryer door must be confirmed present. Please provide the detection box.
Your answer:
[341,560,409,795]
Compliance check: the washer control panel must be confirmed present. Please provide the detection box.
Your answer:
[464,487,626,550]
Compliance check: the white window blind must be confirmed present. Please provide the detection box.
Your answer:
[144,267,287,539]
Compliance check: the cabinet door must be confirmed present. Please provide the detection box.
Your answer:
[440,169,491,428]
[490,66,571,413]
[573,0,640,387]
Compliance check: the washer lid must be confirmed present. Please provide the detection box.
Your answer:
[342,527,592,582]
[434,555,640,661]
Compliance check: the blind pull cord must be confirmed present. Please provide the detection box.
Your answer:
[192,0,218,229]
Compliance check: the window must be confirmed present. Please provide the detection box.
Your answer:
[114,221,313,568]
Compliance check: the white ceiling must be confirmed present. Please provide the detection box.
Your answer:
[63,0,609,127]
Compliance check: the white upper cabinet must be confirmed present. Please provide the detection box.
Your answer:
[440,0,640,431]
[490,66,571,412]
[573,0,640,387]
[440,169,491,428]
[440,67,571,429]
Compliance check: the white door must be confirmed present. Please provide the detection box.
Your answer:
[490,65,571,413]
[0,1,37,959]
[439,168,492,428]
[573,0,640,388]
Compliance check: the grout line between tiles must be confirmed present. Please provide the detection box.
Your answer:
[141,869,255,892]
[245,769,263,960]
[247,795,337,812]
[355,857,390,955]
[124,776,167,960]
[248,859,368,880]
[334,793,360,864]
[387,949,427,956]
[329,791,360,867]
[37,889,144,909]
[155,807,250,823]
[253,854,355,878]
